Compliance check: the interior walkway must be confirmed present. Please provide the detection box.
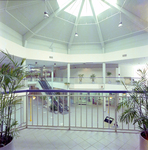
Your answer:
[14,129,140,150]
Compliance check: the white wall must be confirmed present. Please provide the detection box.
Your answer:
[1,36,148,64]
[27,38,68,54]
[55,67,116,78]
[105,32,148,53]
[70,44,102,54]
[119,64,135,77]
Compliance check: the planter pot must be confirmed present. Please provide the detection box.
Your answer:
[0,138,15,150]
[140,132,148,150]
[54,111,58,114]
[108,80,111,84]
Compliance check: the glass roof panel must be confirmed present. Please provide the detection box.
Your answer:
[57,0,117,17]
[92,0,110,15]
[105,0,117,5]
[57,0,70,8]
[81,0,93,16]
[64,0,82,16]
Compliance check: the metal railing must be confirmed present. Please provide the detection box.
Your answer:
[26,77,141,85]
[12,89,139,133]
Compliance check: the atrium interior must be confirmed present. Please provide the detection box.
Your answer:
[0,0,148,150]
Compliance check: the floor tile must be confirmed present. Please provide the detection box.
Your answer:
[79,141,91,149]
[93,142,106,150]
[85,137,97,145]
[14,129,140,150]
[71,145,84,150]
[86,146,97,150]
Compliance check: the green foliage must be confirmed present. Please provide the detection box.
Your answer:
[78,74,84,77]
[90,74,96,82]
[64,82,70,85]
[107,72,112,76]
[78,74,84,82]
[117,65,148,139]
[50,104,57,111]
[0,50,26,147]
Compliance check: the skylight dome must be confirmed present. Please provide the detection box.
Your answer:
[57,0,117,17]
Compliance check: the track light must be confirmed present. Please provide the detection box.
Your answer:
[75,33,78,36]
[75,25,78,37]
[118,22,122,27]
[44,12,49,18]
[118,12,123,27]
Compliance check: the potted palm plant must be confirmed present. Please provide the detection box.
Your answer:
[116,80,120,84]
[117,66,148,150]
[78,74,84,83]
[64,82,70,88]
[90,74,96,83]
[0,50,26,149]
[107,72,112,83]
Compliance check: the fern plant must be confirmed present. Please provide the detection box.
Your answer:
[0,50,26,147]
[117,66,148,140]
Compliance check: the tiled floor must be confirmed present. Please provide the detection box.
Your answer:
[14,129,140,150]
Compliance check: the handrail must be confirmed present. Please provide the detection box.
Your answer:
[14,89,129,93]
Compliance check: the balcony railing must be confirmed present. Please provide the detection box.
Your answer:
[26,77,141,86]
[12,89,139,133]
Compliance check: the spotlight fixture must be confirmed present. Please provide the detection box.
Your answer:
[43,65,45,68]
[44,0,49,18]
[75,25,78,37]
[118,12,123,27]
[118,22,122,27]
[75,33,78,36]
[44,11,49,18]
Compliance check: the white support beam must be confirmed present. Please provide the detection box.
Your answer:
[22,39,27,47]
[102,0,148,32]
[67,0,85,50]
[89,0,105,51]
[23,0,75,43]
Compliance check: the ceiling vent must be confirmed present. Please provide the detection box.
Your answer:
[49,56,53,59]
[122,54,127,57]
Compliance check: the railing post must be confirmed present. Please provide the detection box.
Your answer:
[68,92,71,130]
[115,93,119,132]
[26,91,28,128]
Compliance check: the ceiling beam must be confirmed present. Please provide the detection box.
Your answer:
[68,0,85,50]
[89,0,105,52]
[23,0,76,45]
[102,0,148,32]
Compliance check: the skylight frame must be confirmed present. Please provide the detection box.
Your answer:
[57,0,117,17]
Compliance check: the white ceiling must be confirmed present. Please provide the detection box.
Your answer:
[0,0,147,45]
[0,0,148,67]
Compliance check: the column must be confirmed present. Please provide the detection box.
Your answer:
[102,63,106,86]
[67,63,70,86]
[41,67,43,78]
[102,63,106,111]
[51,66,54,89]
[116,66,120,78]
[67,63,70,107]
[23,60,27,87]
